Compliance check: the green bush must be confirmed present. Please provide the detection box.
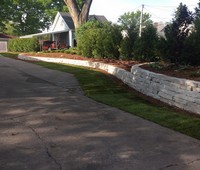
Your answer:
[76,21,122,59]
[8,38,39,52]
[182,33,200,66]
[119,30,138,60]
[133,25,159,62]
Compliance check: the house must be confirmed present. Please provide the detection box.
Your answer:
[153,22,168,38]
[20,12,108,48]
[88,15,108,22]
[0,33,13,52]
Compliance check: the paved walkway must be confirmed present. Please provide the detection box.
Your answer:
[0,56,200,170]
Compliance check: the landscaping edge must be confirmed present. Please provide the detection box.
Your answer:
[18,54,200,115]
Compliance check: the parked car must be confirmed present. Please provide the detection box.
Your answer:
[42,41,57,50]
[41,40,69,50]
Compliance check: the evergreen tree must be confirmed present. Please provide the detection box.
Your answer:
[183,1,200,65]
[134,25,159,61]
[163,3,193,64]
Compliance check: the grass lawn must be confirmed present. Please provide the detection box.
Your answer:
[1,52,200,140]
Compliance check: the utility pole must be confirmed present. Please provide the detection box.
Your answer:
[139,4,144,37]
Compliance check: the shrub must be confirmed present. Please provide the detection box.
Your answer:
[133,25,159,62]
[119,30,138,60]
[183,32,200,66]
[76,21,122,59]
[8,38,39,52]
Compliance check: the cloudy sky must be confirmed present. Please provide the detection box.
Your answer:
[90,0,200,23]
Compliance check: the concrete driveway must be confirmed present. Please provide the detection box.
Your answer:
[0,56,200,170]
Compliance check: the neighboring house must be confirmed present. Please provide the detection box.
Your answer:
[153,22,167,37]
[20,12,108,48]
[0,34,13,52]
[88,15,108,22]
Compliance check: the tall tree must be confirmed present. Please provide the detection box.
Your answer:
[182,1,200,65]
[0,0,51,35]
[164,3,193,64]
[118,10,152,31]
[40,0,68,22]
[64,0,93,30]
[118,10,152,59]
[0,0,10,32]
[0,0,67,35]
[11,0,51,35]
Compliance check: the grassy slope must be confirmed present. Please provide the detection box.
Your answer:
[1,52,200,140]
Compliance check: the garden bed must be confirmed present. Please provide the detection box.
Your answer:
[141,63,200,82]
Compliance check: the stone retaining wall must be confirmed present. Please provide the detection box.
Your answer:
[130,65,200,114]
[18,54,200,115]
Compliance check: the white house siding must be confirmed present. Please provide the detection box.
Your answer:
[0,41,7,52]
[51,14,69,32]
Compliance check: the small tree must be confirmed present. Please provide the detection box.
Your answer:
[119,30,138,59]
[134,25,159,62]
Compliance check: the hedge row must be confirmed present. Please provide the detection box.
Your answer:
[8,38,39,52]
[42,48,80,55]
[76,21,159,61]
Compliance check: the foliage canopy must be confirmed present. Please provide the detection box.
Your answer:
[0,0,67,35]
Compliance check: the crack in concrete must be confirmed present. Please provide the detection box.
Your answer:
[3,116,62,170]
[28,126,62,170]
[159,163,179,170]
[27,125,62,170]
[46,148,62,170]
[159,158,200,170]
[186,158,200,165]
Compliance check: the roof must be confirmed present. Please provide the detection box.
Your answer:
[20,30,69,38]
[20,12,108,38]
[89,15,108,22]
[0,33,13,39]
[59,13,108,30]
[59,12,75,30]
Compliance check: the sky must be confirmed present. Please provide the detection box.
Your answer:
[90,0,200,23]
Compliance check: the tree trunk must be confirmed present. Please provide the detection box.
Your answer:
[64,0,93,30]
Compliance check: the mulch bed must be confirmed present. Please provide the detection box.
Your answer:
[141,64,200,82]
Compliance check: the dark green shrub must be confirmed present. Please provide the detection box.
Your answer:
[119,30,138,60]
[8,38,39,52]
[76,21,122,59]
[134,25,159,62]
[181,4,200,66]
[183,32,200,66]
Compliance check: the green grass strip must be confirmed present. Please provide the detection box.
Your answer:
[1,53,200,140]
